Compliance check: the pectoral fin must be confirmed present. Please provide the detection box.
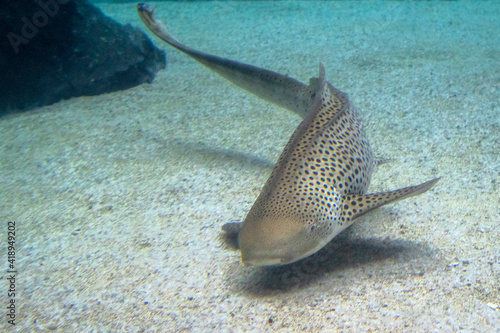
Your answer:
[342,178,440,222]
[222,222,243,235]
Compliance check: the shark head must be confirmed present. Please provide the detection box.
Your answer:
[237,214,323,267]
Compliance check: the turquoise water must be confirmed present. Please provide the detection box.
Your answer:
[1,1,498,331]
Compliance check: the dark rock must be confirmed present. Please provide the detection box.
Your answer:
[0,0,165,114]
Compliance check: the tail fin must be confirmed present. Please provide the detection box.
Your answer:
[342,178,440,222]
[137,3,317,118]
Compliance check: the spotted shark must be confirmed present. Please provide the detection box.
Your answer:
[137,4,439,267]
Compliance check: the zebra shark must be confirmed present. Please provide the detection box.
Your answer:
[137,3,439,266]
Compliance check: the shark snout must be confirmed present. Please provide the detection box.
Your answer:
[237,216,313,267]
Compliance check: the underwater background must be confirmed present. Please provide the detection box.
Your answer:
[1,0,499,331]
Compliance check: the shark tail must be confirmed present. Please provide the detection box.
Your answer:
[137,3,318,118]
[137,3,184,49]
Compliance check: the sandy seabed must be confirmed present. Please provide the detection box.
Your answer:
[1,1,499,331]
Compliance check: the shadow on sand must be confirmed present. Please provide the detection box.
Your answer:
[222,228,442,297]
